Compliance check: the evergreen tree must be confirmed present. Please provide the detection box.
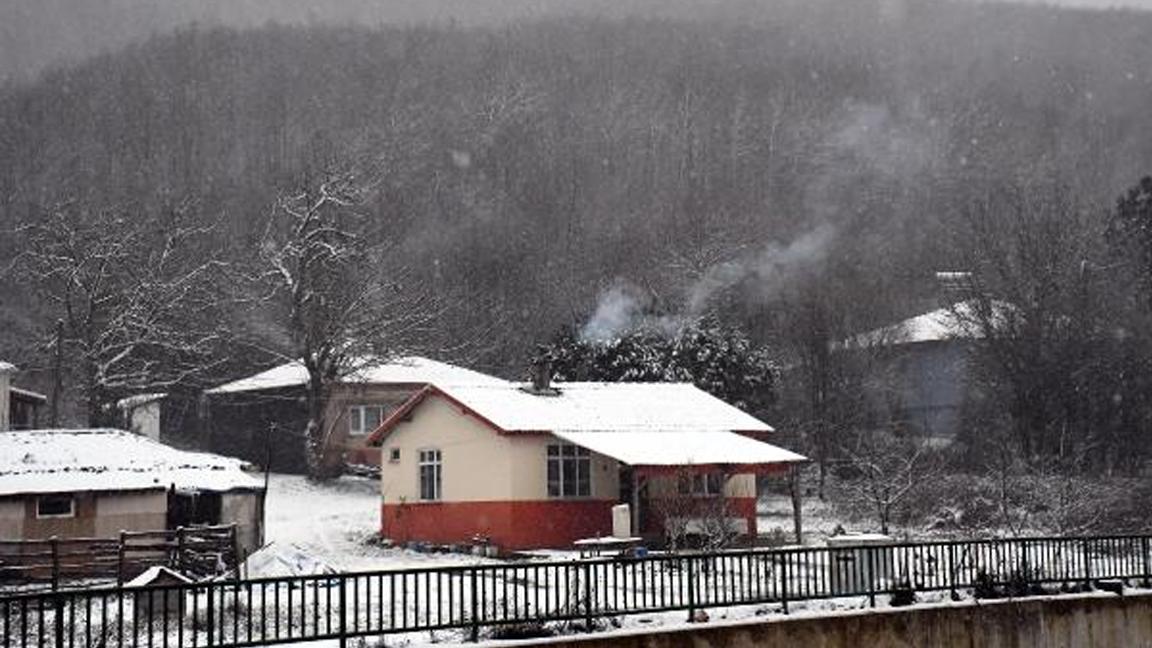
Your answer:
[538,316,776,412]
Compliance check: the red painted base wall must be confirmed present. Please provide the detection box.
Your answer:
[381,500,615,550]
[381,497,759,551]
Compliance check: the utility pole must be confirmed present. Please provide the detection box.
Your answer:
[49,319,64,427]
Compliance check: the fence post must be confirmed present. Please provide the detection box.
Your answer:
[780,552,789,615]
[866,546,877,608]
[53,592,65,648]
[1142,537,1151,588]
[207,583,216,647]
[947,543,957,599]
[687,557,698,621]
[338,576,348,648]
[582,561,593,632]
[50,536,60,591]
[470,567,480,642]
[1082,539,1093,587]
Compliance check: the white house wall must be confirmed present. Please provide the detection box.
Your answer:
[380,394,516,503]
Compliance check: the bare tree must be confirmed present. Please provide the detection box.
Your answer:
[253,170,440,479]
[837,430,941,535]
[9,200,224,425]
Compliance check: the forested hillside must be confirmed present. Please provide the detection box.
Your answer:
[3,0,1152,460]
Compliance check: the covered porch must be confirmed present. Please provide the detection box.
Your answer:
[551,429,807,548]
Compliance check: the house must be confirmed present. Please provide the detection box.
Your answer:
[0,362,46,431]
[0,429,266,556]
[201,356,508,473]
[366,376,806,551]
[840,299,1003,444]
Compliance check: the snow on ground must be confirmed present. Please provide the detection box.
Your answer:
[263,473,494,572]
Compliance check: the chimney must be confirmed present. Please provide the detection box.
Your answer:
[523,355,560,396]
[0,361,14,432]
[935,271,972,300]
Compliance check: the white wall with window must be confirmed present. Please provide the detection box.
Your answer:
[418,449,442,501]
[348,404,390,436]
[546,443,591,498]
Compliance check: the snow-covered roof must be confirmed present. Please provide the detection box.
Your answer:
[416,382,774,434]
[0,429,263,497]
[116,393,167,410]
[550,430,806,467]
[0,361,16,374]
[843,300,1011,348]
[10,386,47,402]
[370,381,803,467]
[205,356,507,394]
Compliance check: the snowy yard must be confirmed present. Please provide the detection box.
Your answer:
[262,473,493,573]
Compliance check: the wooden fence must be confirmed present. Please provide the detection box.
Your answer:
[0,525,239,590]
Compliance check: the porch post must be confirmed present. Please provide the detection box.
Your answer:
[630,468,641,537]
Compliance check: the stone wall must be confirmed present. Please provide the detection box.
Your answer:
[503,593,1152,648]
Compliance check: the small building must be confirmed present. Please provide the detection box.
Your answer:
[125,566,193,620]
[202,356,508,473]
[0,429,266,556]
[367,379,806,551]
[840,300,1004,444]
[0,362,46,431]
[117,393,167,441]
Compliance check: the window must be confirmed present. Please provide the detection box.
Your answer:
[677,473,725,497]
[36,494,75,518]
[388,448,401,463]
[418,449,442,501]
[547,444,591,498]
[348,405,390,436]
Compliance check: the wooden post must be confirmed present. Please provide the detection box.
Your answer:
[176,526,186,574]
[117,530,126,586]
[50,536,59,591]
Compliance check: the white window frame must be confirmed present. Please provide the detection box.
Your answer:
[348,404,390,436]
[388,447,401,463]
[418,449,442,501]
[36,494,75,519]
[547,444,591,498]
[677,473,725,497]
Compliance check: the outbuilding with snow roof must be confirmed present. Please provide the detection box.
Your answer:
[0,429,266,556]
[366,378,806,551]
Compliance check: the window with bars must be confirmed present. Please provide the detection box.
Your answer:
[418,449,442,501]
[547,444,591,498]
[348,404,390,436]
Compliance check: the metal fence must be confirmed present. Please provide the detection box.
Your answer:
[3,533,1151,648]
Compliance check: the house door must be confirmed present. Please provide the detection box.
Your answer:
[618,466,648,535]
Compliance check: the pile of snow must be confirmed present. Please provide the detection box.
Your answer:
[0,429,262,496]
[205,356,507,394]
[242,541,337,578]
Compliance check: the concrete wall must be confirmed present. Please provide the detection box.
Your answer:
[0,490,167,540]
[509,593,1152,648]
[0,498,24,538]
[93,491,167,537]
[127,402,162,441]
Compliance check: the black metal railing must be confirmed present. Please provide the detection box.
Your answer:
[3,534,1151,647]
